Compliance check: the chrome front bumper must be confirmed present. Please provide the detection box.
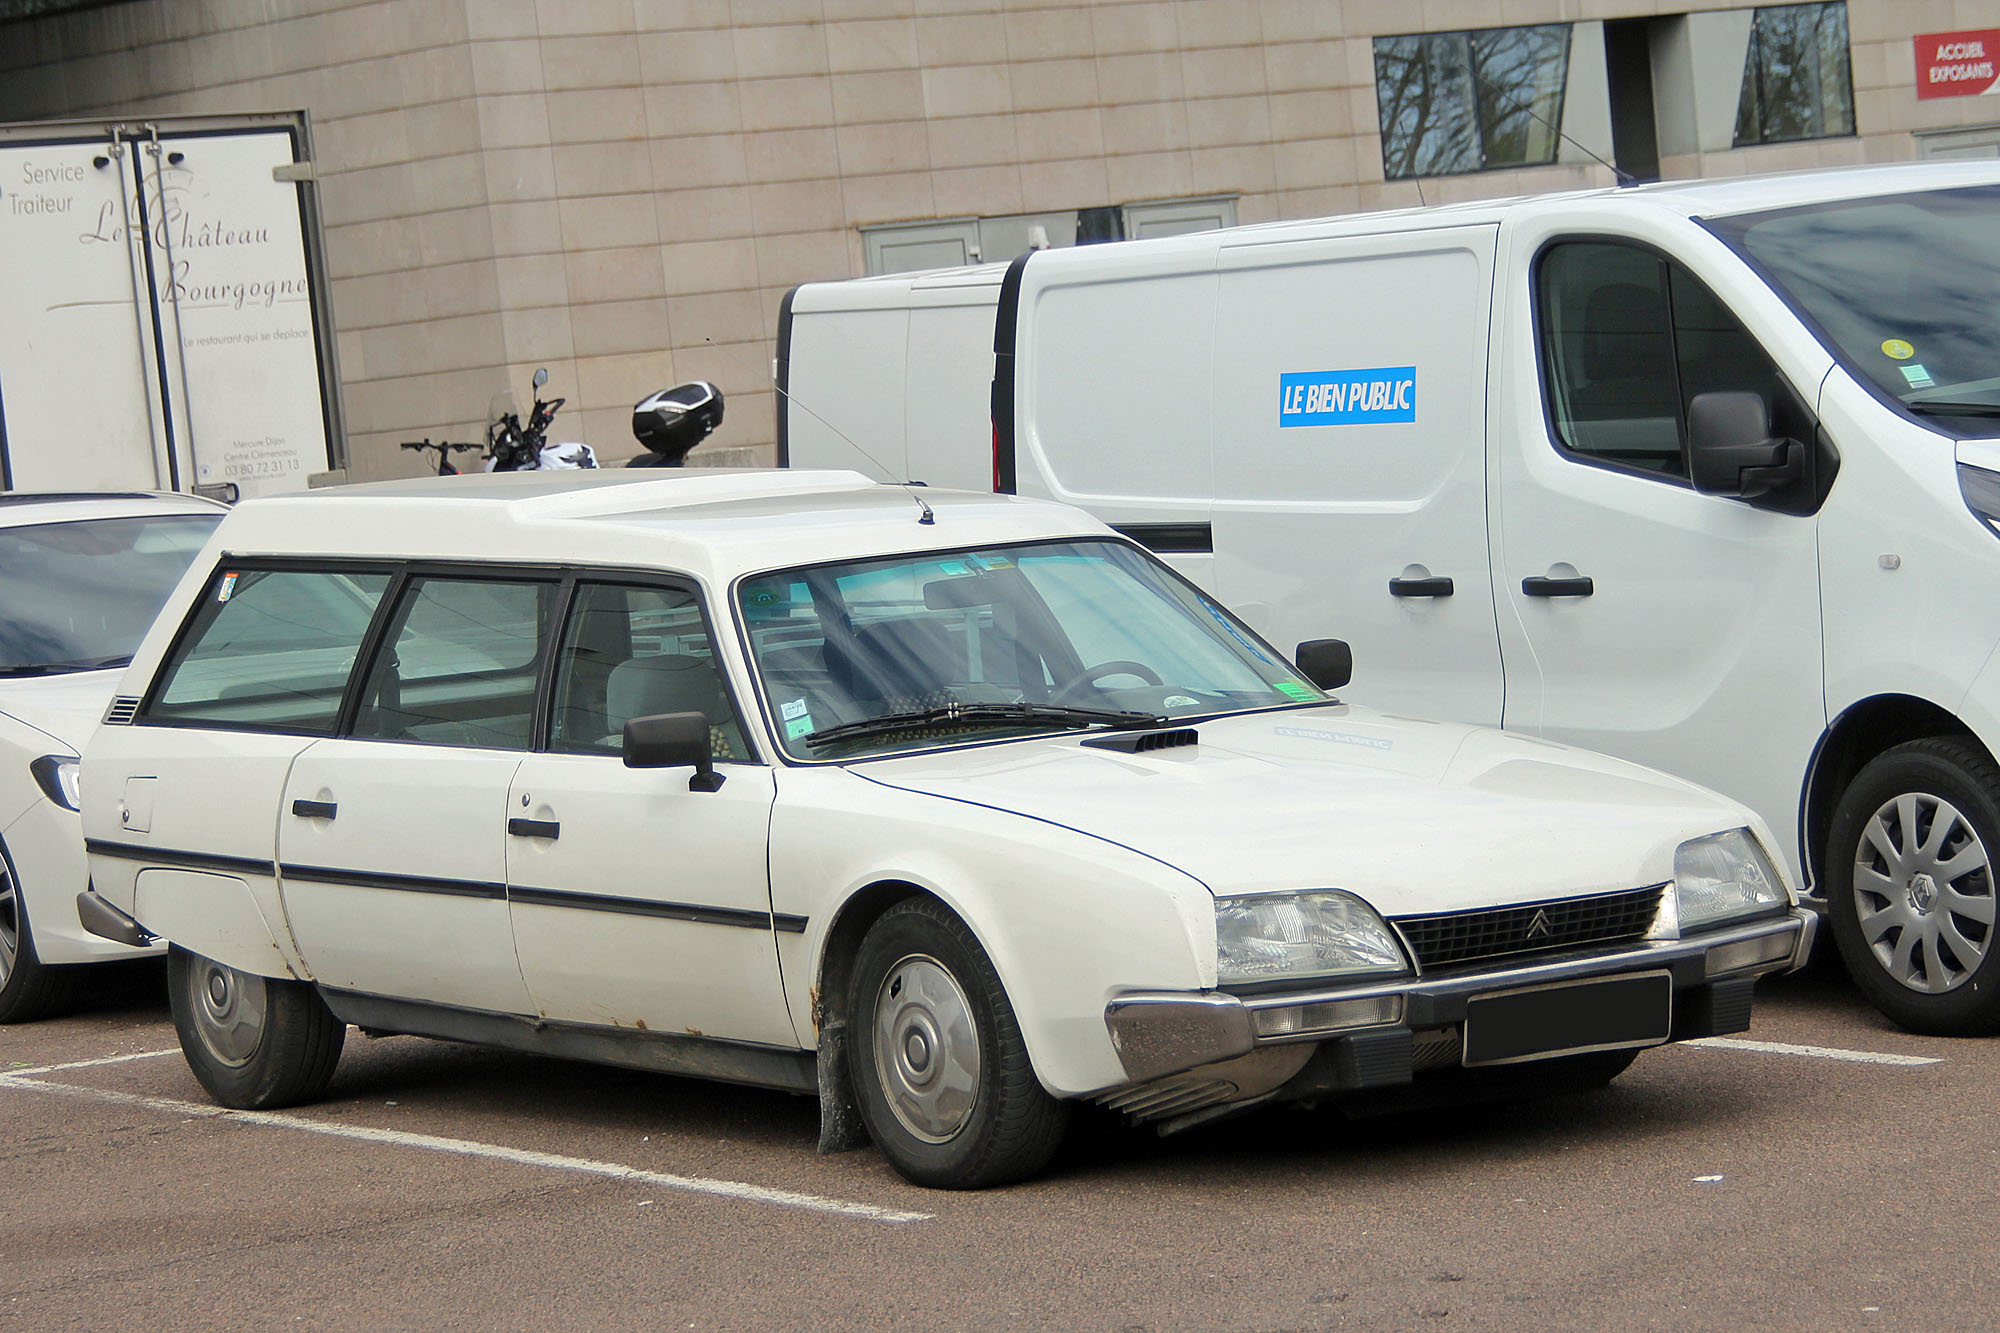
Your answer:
[1103,908,1814,1086]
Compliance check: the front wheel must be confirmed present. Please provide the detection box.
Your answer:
[169,946,345,1107]
[847,899,1067,1188]
[1826,738,2000,1035]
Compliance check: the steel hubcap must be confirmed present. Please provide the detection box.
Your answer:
[187,960,268,1066]
[1853,791,1997,994]
[872,955,980,1144]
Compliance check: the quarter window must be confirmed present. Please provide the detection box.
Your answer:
[145,567,391,733]
[549,583,746,760]
[1537,241,1790,479]
[351,576,555,749]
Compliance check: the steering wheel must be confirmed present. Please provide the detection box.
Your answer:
[1051,659,1163,703]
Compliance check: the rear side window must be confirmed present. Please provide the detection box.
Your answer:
[144,567,391,732]
[1537,241,1790,480]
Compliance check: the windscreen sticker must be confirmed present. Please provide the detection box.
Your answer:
[970,553,1013,570]
[1901,363,1938,388]
[1163,694,1200,707]
[1276,725,1393,751]
[217,571,239,602]
[780,698,810,721]
[937,561,971,577]
[1275,681,1319,702]
[1279,367,1417,426]
[784,714,816,740]
[1882,338,1915,360]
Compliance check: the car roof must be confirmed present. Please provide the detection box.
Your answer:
[0,491,229,528]
[198,469,1116,584]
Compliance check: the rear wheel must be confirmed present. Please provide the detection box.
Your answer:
[0,843,82,1024]
[848,899,1067,1189]
[169,946,345,1107]
[1826,738,2000,1036]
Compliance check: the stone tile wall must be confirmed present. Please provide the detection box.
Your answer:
[0,0,1993,477]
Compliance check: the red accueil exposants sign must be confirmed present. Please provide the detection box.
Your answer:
[1915,29,2000,99]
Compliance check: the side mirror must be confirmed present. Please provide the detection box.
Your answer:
[532,367,549,390]
[1294,639,1352,691]
[623,711,724,792]
[1688,391,1801,500]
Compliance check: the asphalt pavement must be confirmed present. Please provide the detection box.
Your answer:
[1,956,1985,1331]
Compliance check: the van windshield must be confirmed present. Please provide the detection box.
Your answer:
[1706,184,2000,432]
[737,539,1326,759]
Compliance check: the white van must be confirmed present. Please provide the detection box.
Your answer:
[780,161,2000,1037]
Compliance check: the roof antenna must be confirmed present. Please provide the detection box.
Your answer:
[774,375,939,525]
[1498,87,1636,185]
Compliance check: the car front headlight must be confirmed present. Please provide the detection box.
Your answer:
[1674,828,1787,930]
[1215,889,1409,986]
[30,755,81,813]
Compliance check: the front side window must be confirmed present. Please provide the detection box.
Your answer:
[1373,24,1571,179]
[145,566,391,733]
[549,582,747,760]
[1705,185,2000,433]
[0,513,218,675]
[739,540,1324,760]
[351,576,555,749]
[1538,241,1791,478]
[1734,2,1855,146]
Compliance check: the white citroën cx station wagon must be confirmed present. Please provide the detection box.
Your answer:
[79,470,1810,1188]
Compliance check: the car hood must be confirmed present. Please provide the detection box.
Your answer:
[851,705,1760,915]
[0,669,121,754]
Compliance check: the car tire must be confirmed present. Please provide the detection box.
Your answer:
[0,841,83,1024]
[1826,737,2000,1036]
[168,945,345,1108]
[847,898,1067,1189]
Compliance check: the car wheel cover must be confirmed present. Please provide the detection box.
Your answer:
[186,959,269,1067]
[871,953,981,1144]
[1852,790,1998,994]
[0,862,17,986]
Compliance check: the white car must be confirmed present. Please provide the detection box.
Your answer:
[0,492,224,1021]
[80,471,1811,1187]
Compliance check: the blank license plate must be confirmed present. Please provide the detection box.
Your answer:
[1462,971,1673,1067]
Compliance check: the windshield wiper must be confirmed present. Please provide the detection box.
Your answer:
[1907,399,2000,418]
[805,701,1167,749]
[0,655,130,677]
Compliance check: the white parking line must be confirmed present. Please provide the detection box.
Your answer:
[0,1070,931,1225]
[1685,1036,1943,1066]
[5,1048,182,1078]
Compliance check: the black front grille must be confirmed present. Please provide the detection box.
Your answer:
[1392,884,1667,971]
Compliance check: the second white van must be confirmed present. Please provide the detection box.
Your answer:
[780,161,2000,1037]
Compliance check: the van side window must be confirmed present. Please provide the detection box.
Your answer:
[143,567,391,733]
[350,576,555,749]
[1538,241,1788,480]
[549,583,748,761]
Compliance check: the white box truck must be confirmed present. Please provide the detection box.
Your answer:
[779,161,2000,1036]
[0,113,344,498]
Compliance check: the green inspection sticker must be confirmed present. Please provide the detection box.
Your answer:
[785,715,815,740]
[1275,681,1319,701]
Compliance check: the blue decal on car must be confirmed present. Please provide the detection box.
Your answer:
[1278,367,1417,426]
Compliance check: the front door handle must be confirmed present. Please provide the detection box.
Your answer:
[291,799,337,820]
[1522,575,1595,598]
[1388,575,1455,598]
[507,817,560,840]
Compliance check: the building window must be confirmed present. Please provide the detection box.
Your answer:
[1734,2,1855,145]
[1373,24,1572,179]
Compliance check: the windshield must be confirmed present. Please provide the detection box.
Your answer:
[0,513,220,674]
[1706,185,2000,432]
[738,539,1327,759]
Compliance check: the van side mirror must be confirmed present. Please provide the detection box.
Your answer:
[1688,391,1802,500]
[623,712,724,792]
[1294,639,1352,691]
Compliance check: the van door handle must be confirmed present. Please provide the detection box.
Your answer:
[1388,575,1454,598]
[507,817,560,840]
[290,799,337,820]
[1522,575,1595,598]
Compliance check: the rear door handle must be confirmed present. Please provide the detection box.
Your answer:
[291,799,337,820]
[507,817,560,840]
[1522,575,1595,598]
[1388,575,1454,598]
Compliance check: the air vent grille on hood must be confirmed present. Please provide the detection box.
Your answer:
[1080,727,1198,754]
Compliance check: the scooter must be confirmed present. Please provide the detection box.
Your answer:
[403,372,721,476]
[486,368,597,471]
